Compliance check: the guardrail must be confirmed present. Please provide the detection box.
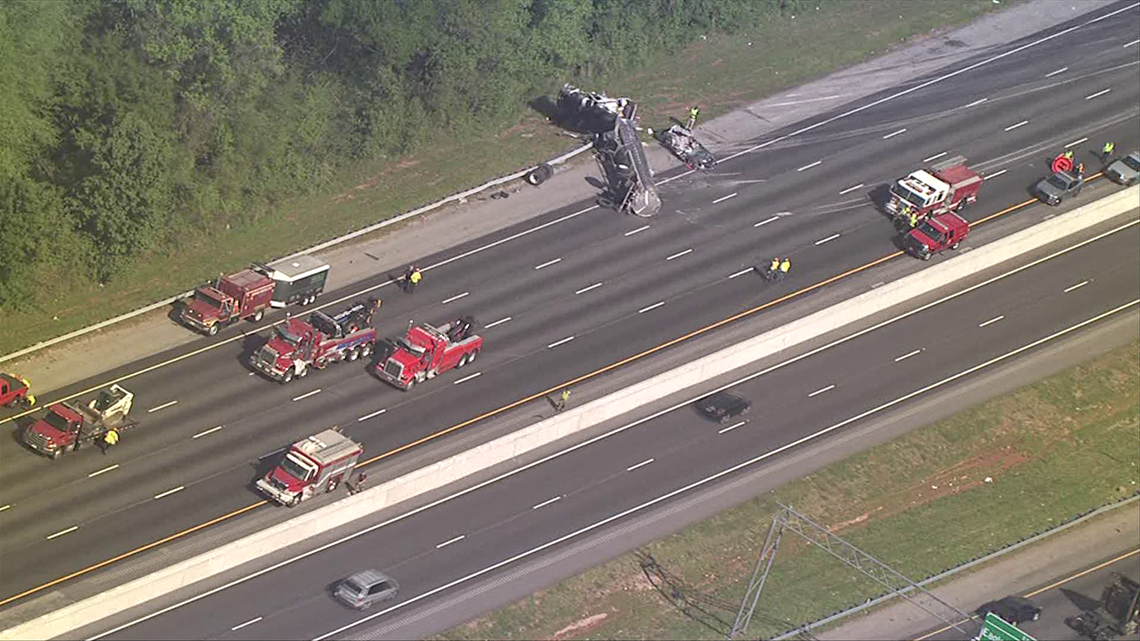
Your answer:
[4,188,1134,641]
[0,143,594,365]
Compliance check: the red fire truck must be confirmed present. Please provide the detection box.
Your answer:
[251,299,379,383]
[375,317,482,391]
[256,428,363,507]
[885,157,982,224]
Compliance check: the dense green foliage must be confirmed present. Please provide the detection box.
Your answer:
[0,0,827,306]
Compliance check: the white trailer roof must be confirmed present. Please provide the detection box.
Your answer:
[264,255,329,282]
[293,428,361,464]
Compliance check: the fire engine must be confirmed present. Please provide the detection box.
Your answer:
[375,317,482,391]
[256,428,363,507]
[885,156,981,223]
[251,299,380,383]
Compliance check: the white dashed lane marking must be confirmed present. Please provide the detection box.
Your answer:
[638,302,666,313]
[839,183,864,195]
[754,216,780,227]
[815,233,841,245]
[441,292,469,304]
[718,420,747,434]
[923,151,948,163]
[88,465,119,478]
[808,384,836,398]
[984,169,1008,180]
[979,315,1005,327]
[534,258,562,270]
[547,336,575,349]
[575,282,603,295]
[963,98,988,108]
[357,409,386,422]
[154,486,185,500]
[1064,280,1089,293]
[532,496,562,510]
[192,425,224,439]
[625,225,650,236]
[894,349,922,362]
[1045,66,1068,77]
[292,389,322,402]
[626,458,655,472]
[485,317,512,329]
[453,372,482,385]
[1085,88,1111,100]
[147,400,178,413]
[712,192,738,204]
[882,128,907,139]
[231,617,262,631]
[1004,120,1029,132]
[797,160,822,172]
[666,248,694,261]
[47,526,79,540]
[1066,137,1088,148]
[436,535,465,549]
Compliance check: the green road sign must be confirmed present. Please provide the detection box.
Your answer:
[975,612,1037,641]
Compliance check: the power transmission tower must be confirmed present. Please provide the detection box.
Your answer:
[729,503,979,639]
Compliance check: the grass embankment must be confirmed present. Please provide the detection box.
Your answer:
[436,341,1140,641]
[0,0,1009,354]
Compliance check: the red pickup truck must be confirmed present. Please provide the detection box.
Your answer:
[1,373,34,409]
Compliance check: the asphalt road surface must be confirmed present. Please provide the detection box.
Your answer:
[2,0,1138,621]
[919,549,1140,641]
[84,214,1140,640]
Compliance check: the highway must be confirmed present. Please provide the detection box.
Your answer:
[919,549,1140,641]
[88,207,1140,640]
[1,0,1138,622]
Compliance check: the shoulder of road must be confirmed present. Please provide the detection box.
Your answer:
[1,0,1117,397]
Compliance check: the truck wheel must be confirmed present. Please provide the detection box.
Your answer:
[282,369,294,383]
[298,366,309,378]
[468,350,479,363]
[405,378,415,391]
[208,324,219,336]
[253,309,264,322]
[950,242,961,250]
[361,343,373,358]
[456,353,468,368]
[348,347,360,361]
[921,252,932,261]
[287,496,301,508]
[51,448,63,460]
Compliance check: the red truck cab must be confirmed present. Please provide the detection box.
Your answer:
[1,373,34,409]
[903,212,970,260]
[256,429,363,507]
[376,318,482,391]
[181,269,275,336]
[21,385,138,459]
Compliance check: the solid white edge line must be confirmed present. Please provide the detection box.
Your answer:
[231,617,262,631]
[808,384,836,398]
[979,315,1006,327]
[531,496,562,510]
[484,317,512,329]
[624,225,650,236]
[1066,137,1088,148]
[453,372,482,385]
[729,268,754,279]
[147,400,178,414]
[547,336,575,349]
[1064,280,1090,293]
[1004,120,1029,131]
[534,258,562,270]
[441,292,470,305]
[984,169,1008,181]
[88,465,119,478]
[575,283,603,295]
[894,349,922,362]
[1046,66,1068,77]
[882,128,907,139]
[839,183,864,195]
[626,458,655,472]
[435,535,465,549]
[191,425,224,440]
[638,302,666,313]
[712,192,738,204]
[754,216,780,227]
[154,486,185,500]
[666,248,694,261]
[47,526,79,540]
[357,409,387,422]
[292,389,322,402]
[92,218,1140,641]
[718,421,747,434]
[797,160,822,172]
[815,233,841,245]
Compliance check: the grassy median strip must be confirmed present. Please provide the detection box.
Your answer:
[435,340,1140,641]
[0,0,1011,355]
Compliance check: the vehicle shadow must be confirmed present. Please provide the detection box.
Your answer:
[1060,587,1102,612]
[237,332,271,374]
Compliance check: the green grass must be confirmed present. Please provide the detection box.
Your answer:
[434,341,1140,641]
[0,0,1011,355]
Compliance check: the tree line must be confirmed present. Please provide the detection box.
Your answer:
[0,0,825,307]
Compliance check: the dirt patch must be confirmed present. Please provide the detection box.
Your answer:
[830,445,1031,533]
[551,613,608,640]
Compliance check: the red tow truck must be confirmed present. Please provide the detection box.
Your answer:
[21,385,139,459]
[256,428,363,507]
[885,157,982,224]
[375,317,482,391]
[251,299,380,383]
[902,211,970,261]
[1,373,34,410]
[181,269,275,336]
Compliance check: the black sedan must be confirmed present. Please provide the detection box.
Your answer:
[977,595,1042,625]
[695,391,752,424]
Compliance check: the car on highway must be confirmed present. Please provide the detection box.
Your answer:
[1104,150,1140,186]
[334,570,399,610]
[1034,170,1083,205]
[695,391,752,424]
[976,595,1042,625]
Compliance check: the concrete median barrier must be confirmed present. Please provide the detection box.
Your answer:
[4,187,1136,641]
